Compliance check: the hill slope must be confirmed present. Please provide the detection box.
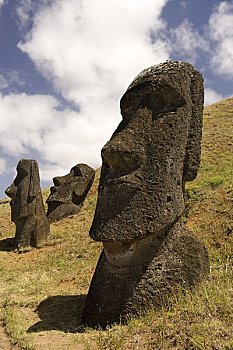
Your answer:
[0,98,232,350]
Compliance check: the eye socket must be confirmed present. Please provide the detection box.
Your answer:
[70,166,82,177]
[120,83,186,122]
[14,166,28,186]
[138,85,186,121]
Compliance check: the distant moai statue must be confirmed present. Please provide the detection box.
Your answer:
[46,164,95,223]
[5,159,50,249]
[82,61,209,328]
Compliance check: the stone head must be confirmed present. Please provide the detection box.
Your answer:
[46,163,95,211]
[5,159,41,222]
[90,61,204,242]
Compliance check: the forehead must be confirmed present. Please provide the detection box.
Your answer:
[17,162,30,175]
[128,61,194,89]
[120,62,196,121]
[120,78,188,122]
[127,71,192,100]
[125,61,196,104]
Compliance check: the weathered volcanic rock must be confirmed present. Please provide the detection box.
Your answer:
[5,159,50,249]
[46,164,95,223]
[82,61,209,328]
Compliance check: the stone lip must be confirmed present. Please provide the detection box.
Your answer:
[46,163,95,223]
[46,203,81,223]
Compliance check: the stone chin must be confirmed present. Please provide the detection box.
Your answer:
[103,227,169,268]
[90,183,184,242]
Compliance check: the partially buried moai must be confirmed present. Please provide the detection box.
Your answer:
[82,61,209,328]
[46,164,95,223]
[5,159,50,249]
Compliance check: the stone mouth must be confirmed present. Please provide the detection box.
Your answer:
[103,231,165,268]
[105,172,144,191]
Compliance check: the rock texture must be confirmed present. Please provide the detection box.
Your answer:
[82,61,209,328]
[5,159,50,249]
[46,164,95,223]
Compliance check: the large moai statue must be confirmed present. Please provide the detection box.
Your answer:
[5,159,50,249]
[46,164,95,223]
[82,61,209,328]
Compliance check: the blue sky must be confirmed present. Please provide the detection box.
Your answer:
[0,0,233,197]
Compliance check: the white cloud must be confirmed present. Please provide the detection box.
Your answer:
[15,0,53,30]
[204,88,223,106]
[209,2,233,78]
[0,93,109,180]
[0,93,59,155]
[15,0,32,29]
[0,75,8,89]
[0,158,7,175]
[0,0,170,180]
[3,0,229,187]
[0,69,26,91]
[169,19,209,63]
[18,0,169,108]
[0,0,6,14]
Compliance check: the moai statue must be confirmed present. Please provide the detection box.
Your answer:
[46,164,95,223]
[82,61,209,328]
[5,159,50,249]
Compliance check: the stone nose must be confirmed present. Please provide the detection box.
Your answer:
[101,132,143,178]
[53,174,70,186]
[5,184,17,198]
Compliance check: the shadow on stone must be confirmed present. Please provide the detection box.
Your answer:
[0,237,15,251]
[27,295,86,333]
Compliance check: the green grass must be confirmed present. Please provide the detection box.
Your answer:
[0,98,232,349]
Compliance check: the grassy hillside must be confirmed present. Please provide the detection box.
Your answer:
[0,98,232,350]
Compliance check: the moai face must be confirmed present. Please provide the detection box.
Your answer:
[46,164,95,221]
[47,165,84,205]
[5,159,39,222]
[46,167,78,212]
[90,61,204,243]
[5,159,50,248]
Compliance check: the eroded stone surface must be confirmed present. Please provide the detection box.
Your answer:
[82,61,209,328]
[46,164,95,223]
[5,159,50,249]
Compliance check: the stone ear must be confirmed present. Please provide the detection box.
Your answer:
[183,71,204,182]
